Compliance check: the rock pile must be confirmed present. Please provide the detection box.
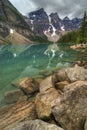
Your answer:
[0,65,87,130]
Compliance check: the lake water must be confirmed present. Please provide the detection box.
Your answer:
[0,43,87,107]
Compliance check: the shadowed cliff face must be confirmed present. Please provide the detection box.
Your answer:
[0,0,35,44]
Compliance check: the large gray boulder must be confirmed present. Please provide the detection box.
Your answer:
[52,81,87,130]
[65,65,87,82]
[8,119,64,130]
[4,89,24,104]
[55,65,87,83]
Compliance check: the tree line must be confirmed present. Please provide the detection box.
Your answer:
[58,11,87,44]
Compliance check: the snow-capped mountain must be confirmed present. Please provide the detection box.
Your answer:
[25,8,81,42]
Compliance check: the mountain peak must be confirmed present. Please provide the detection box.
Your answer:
[27,8,81,38]
[49,12,60,20]
[63,16,70,21]
[29,8,46,17]
[37,8,44,12]
[33,8,45,13]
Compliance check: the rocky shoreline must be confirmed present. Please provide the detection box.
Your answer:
[70,43,87,51]
[0,63,87,130]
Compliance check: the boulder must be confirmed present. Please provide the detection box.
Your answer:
[52,81,87,130]
[75,61,87,67]
[85,119,87,130]
[39,75,56,92]
[56,69,68,82]
[35,78,43,84]
[56,65,87,83]
[55,81,69,92]
[0,98,37,130]
[84,65,87,69]
[65,65,87,82]
[8,119,64,130]
[4,89,24,104]
[19,77,39,95]
[39,70,52,77]
[70,44,86,50]
[35,88,59,120]
[35,76,60,120]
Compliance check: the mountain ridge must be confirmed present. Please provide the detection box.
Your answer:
[0,0,38,44]
[26,8,82,42]
[0,2,82,44]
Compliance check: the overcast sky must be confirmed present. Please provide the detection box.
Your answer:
[9,0,86,19]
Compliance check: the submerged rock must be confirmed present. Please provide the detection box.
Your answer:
[8,119,64,130]
[0,98,37,130]
[4,89,24,104]
[52,81,87,130]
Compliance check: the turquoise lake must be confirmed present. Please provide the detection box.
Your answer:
[0,43,87,107]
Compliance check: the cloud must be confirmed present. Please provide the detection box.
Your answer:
[9,0,87,18]
[9,0,37,15]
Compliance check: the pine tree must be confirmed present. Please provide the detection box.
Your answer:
[79,11,87,43]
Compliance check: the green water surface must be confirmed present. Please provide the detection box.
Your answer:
[0,43,87,107]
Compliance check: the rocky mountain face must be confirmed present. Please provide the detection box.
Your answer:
[0,1,82,44]
[0,0,35,44]
[27,8,81,41]
[28,8,49,34]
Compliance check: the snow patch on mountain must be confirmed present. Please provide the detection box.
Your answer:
[33,15,36,17]
[61,26,65,31]
[48,16,56,37]
[30,20,33,24]
[30,20,34,31]
[10,29,14,34]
